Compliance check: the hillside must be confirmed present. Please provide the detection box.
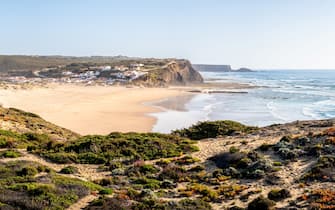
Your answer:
[0,55,204,87]
[0,55,136,72]
[0,106,79,141]
[0,108,335,209]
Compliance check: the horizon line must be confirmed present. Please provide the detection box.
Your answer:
[1,54,335,70]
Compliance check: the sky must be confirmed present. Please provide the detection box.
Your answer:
[1,0,335,69]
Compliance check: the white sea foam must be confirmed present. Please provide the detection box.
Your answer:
[152,70,335,133]
[302,100,335,119]
[266,101,287,121]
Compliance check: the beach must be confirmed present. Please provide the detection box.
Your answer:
[0,84,189,135]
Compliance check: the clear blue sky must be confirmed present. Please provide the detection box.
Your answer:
[1,0,335,69]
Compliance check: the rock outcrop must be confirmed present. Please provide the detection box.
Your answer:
[133,60,204,86]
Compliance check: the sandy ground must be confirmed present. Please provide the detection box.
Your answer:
[0,84,188,135]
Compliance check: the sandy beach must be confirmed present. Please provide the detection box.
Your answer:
[0,84,189,135]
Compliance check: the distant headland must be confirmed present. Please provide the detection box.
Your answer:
[193,64,253,72]
[0,55,203,87]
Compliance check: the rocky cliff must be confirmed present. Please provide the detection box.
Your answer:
[133,60,204,86]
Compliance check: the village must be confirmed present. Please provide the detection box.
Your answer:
[0,63,149,86]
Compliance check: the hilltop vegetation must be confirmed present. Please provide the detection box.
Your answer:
[0,107,335,209]
[173,120,257,140]
[0,55,137,72]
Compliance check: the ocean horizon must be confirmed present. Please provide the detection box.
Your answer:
[151,70,335,133]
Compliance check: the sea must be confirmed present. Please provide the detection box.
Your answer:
[151,70,335,133]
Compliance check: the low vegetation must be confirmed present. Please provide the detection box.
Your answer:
[0,160,102,210]
[300,189,335,210]
[31,132,198,164]
[0,149,21,158]
[84,196,212,210]
[0,129,50,149]
[1,108,335,209]
[247,196,275,210]
[173,120,257,140]
[208,151,275,179]
[0,106,78,141]
[267,188,291,201]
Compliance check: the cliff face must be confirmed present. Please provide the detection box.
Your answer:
[133,60,204,86]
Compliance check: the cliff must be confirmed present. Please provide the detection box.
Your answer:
[132,60,204,86]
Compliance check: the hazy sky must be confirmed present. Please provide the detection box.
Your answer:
[1,0,335,69]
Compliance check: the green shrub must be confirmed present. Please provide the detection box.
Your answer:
[17,166,38,176]
[59,166,78,174]
[0,161,94,210]
[44,152,78,163]
[99,188,113,195]
[209,151,275,180]
[188,165,205,172]
[258,144,273,151]
[247,196,275,210]
[173,120,257,140]
[268,188,291,201]
[8,108,41,118]
[302,155,335,182]
[78,152,106,164]
[187,184,218,201]
[159,164,187,182]
[176,155,200,165]
[139,164,159,174]
[156,159,171,166]
[272,161,282,166]
[108,161,123,170]
[177,199,213,210]
[1,150,21,158]
[133,178,161,190]
[230,146,240,154]
[0,138,9,148]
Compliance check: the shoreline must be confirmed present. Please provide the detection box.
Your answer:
[0,81,254,135]
[0,84,190,135]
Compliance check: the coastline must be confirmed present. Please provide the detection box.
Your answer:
[0,84,189,135]
[0,81,255,135]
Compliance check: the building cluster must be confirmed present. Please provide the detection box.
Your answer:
[1,63,147,85]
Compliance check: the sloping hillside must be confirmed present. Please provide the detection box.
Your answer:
[0,108,335,209]
[0,106,79,141]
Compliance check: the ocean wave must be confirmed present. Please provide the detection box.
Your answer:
[202,101,223,121]
[266,101,288,121]
[302,100,335,119]
[275,88,335,98]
